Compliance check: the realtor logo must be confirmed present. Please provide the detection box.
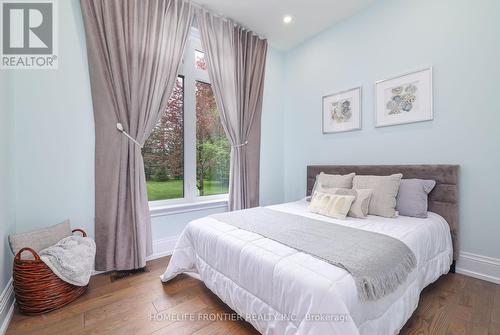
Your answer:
[1,0,58,69]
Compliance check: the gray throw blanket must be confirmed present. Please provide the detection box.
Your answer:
[40,235,96,286]
[211,207,417,301]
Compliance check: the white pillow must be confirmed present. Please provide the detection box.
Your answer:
[309,191,356,219]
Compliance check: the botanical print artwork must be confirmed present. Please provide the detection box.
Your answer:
[330,99,352,123]
[322,87,361,133]
[386,82,418,115]
[375,67,432,127]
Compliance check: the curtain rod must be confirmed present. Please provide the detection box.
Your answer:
[187,0,267,41]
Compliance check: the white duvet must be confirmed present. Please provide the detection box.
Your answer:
[161,199,453,335]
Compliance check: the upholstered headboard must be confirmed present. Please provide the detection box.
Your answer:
[307,165,459,261]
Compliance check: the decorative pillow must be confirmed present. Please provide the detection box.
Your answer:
[353,174,403,218]
[309,191,356,219]
[396,179,436,218]
[9,220,72,259]
[309,172,355,200]
[335,188,374,219]
[315,184,373,219]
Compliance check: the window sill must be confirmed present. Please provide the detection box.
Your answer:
[149,196,229,218]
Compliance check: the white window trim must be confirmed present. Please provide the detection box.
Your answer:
[149,28,228,216]
[149,194,228,217]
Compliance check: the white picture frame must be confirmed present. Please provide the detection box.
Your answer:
[375,67,433,127]
[322,87,362,134]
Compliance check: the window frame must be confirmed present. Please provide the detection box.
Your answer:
[148,28,228,213]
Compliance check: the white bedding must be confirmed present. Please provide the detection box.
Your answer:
[161,199,453,335]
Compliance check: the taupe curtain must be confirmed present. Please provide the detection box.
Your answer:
[197,9,268,211]
[81,0,194,271]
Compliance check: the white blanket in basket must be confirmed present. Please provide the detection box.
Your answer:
[40,235,96,286]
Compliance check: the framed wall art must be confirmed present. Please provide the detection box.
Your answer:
[375,67,433,127]
[322,87,362,133]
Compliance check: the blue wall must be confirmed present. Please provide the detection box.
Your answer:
[282,0,500,258]
[0,71,15,293]
[11,0,95,237]
[260,48,285,206]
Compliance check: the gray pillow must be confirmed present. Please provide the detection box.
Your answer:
[353,174,403,218]
[9,220,72,259]
[396,179,436,218]
[335,188,374,219]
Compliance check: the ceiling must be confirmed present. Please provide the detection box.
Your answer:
[194,0,378,50]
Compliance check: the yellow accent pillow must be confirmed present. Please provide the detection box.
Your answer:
[309,191,356,219]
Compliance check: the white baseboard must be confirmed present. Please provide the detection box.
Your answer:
[0,279,15,335]
[147,235,179,261]
[456,251,500,284]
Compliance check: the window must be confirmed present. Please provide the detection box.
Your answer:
[143,29,230,204]
[142,76,184,201]
[194,50,207,70]
[196,81,230,196]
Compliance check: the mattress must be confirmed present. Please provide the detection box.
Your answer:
[161,199,453,335]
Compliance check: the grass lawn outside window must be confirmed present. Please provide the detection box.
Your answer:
[146,179,228,201]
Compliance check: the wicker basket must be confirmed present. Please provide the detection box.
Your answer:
[13,229,89,315]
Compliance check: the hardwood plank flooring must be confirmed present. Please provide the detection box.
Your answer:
[6,256,499,335]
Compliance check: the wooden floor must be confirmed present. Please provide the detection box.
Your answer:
[6,256,500,335]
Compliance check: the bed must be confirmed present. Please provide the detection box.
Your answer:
[161,164,459,335]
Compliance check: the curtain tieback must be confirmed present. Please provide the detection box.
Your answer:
[116,123,143,149]
[231,140,248,149]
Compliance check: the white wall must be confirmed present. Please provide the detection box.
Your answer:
[9,0,286,242]
[282,0,500,259]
